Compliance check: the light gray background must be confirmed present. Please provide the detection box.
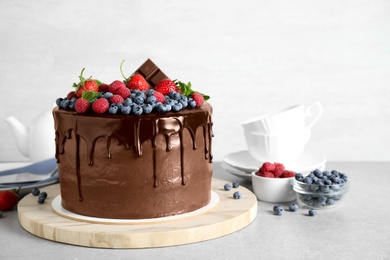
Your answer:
[0,0,389,162]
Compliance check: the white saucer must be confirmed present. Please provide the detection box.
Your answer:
[223,150,326,175]
[221,162,252,181]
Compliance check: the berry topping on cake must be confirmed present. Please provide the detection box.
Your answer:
[55,59,210,115]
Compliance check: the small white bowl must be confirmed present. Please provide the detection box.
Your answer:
[251,171,296,203]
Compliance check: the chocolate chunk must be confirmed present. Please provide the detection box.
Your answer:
[134,59,168,87]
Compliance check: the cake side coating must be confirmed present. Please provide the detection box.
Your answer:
[53,103,213,219]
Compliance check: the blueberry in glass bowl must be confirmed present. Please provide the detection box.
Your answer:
[292,169,350,210]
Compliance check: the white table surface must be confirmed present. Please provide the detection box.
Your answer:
[1,161,389,259]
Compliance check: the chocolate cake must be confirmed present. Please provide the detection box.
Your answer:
[53,59,213,219]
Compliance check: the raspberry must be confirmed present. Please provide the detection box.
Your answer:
[99,83,110,92]
[109,80,125,94]
[67,91,77,100]
[109,94,124,104]
[191,93,204,107]
[116,87,131,99]
[281,170,295,178]
[273,162,285,178]
[74,98,90,113]
[260,162,275,174]
[92,98,109,114]
[262,172,275,178]
[153,91,165,103]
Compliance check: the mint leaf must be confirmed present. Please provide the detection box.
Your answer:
[82,91,100,103]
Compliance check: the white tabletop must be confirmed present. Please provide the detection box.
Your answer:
[1,161,389,259]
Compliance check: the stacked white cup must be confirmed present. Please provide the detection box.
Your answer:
[242,102,323,163]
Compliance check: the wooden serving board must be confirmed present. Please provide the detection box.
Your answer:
[18,178,257,248]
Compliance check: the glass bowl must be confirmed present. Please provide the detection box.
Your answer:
[292,178,350,209]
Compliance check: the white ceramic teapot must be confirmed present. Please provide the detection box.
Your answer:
[5,109,55,162]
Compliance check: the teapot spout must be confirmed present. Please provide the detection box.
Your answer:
[5,116,29,157]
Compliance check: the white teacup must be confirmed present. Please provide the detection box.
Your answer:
[242,102,323,135]
[244,128,311,163]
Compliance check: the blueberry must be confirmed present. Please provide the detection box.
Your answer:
[224,183,232,191]
[39,191,48,199]
[189,100,197,108]
[172,103,183,112]
[134,96,145,105]
[124,98,133,106]
[60,99,70,109]
[56,98,63,107]
[289,203,299,212]
[37,197,45,204]
[295,173,304,182]
[145,89,155,96]
[320,186,330,193]
[133,105,143,115]
[313,169,323,178]
[326,199,335,205]
[146,95,157,104]
[233,191,242,199]
[31,188,40,196]
[304,177,313,185]
[273,205,282,213]
[274,205,284,216]
[179,99,188,108]
[121,106,131,115]
[103,92,113,99]
[310,184,320,192]
[109,105,119,114]
[142,104,153,114]
[232,181,239,188]
[308,209,317,216]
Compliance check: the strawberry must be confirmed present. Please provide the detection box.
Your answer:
[109,80,126,94]
[191,93,204,107]
[154,79,178,95]
[116,87,131,99]
[109,94,124,104]
[92,98,109,114]
[0,189,18,211]
[119,60,150,91]
[153,91,165,103]
[74,98,91,113]
[127,74,150,91]
[73,68,100,98]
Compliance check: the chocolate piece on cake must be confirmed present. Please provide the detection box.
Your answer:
[134,59,169,87]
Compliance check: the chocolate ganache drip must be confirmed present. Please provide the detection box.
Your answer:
[53,104,213,201]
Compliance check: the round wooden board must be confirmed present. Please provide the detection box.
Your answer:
[18,178,258,248]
